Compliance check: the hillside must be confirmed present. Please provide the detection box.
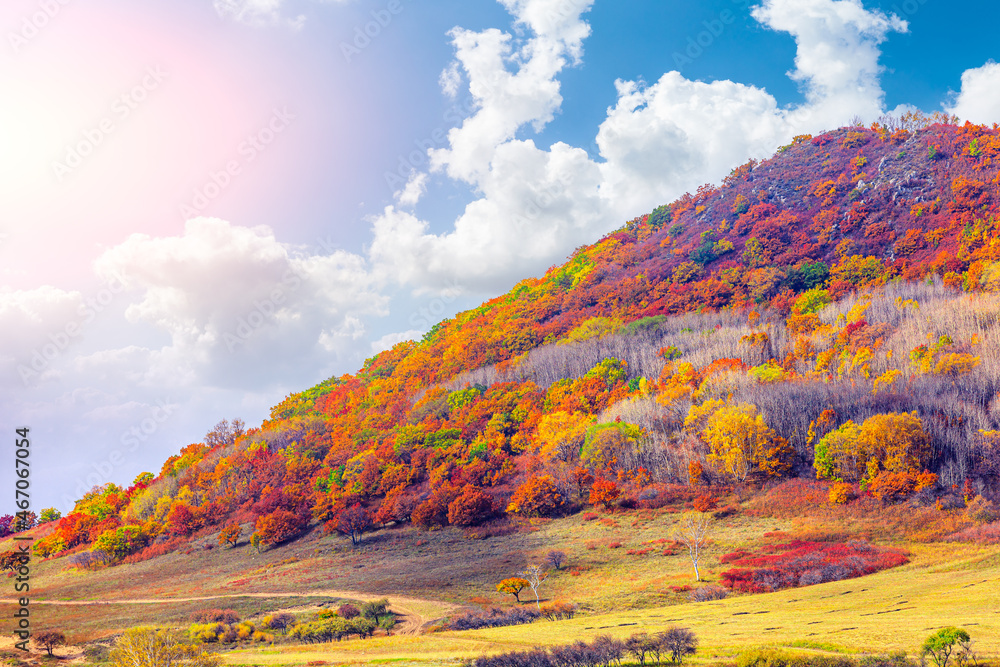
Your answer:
[10,115,1000,592]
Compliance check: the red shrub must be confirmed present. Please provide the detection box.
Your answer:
[693,495,719,512]
[719,539,908,593]
[121,536,188,565]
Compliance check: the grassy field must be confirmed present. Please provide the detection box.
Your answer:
[224,542,1000,666]
[2,493,997,666]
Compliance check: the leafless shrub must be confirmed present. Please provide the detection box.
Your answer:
[687,585,729,602]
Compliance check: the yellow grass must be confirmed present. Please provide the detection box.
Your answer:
[224,542,1000,666]
[3,502,997,666]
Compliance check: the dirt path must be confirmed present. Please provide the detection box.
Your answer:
[0,589,458,636]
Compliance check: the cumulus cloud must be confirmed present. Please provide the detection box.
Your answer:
[0,286,86,389]
[369,0,905,296]
[427,0,594,184]
[946,61,1000,124]
[92,217,385,389]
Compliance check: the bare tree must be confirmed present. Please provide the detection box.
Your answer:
[33,630,66,657]
[672,511,712,581]
[204,418,246,448]
[521,564,548,610]
[659,627,699,664]
[544,550,567,571]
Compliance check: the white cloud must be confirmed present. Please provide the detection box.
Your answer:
[440,61,462,98]
[395,172,428,207]
[946,61,1000,124]
[370,0,905,296]
[596,74,789,214]
[752,0,906,128]
[0,286,86,389]
[213,0,344,28]
[92,217,385,389]
[428,1,594,184]
[371,329,423,354]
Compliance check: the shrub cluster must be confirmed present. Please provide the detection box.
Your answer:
[465,629,696,667]
[188,619,271,644]
[191,609,239,624]
[448,607,541,631]
[720,539,908,593]
[121,536,189,565]
[288,616,377,642]
[687,584,729,602]
[737,648,915,667]
[945,521,1000,545]
[538,601,577,620]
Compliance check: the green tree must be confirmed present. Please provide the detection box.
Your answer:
[921,627,971,667]
[38,507,62,524]
[360,599,389,624]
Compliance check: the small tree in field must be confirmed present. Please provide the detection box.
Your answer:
[672,511,712,581]
[218,524,241,548]
[496,577,530,603]
[360,599,390,624]
[922,627,972,667]
[544,550,567,570]
[337,603,359,619]
[522,564,548,610]
[33,630,66,657]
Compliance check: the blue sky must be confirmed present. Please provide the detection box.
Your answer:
[2,0,999,512]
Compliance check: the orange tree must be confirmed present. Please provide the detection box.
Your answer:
[496,577,530,603]
[506,476,566,517]
[588,478,620,510]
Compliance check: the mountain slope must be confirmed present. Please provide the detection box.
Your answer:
[25,117,1000,564]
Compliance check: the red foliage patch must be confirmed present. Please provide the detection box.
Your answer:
[120,536,188,565]
[719,539,908,593]
[945,522,1000,545]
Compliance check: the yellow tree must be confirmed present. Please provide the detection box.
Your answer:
[814,411,930,483]
[698,403,791,482]
[535,411,589,462]
[110,628,221,667]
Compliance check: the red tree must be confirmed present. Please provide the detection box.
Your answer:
[447,485,494,527]
[333,504,373,545]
